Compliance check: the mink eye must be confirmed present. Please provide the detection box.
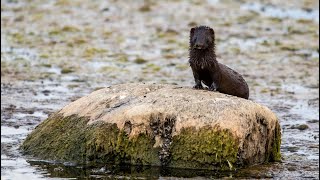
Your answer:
[192,37,197,44]
[206,37,212,44]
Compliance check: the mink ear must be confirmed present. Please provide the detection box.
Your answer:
[190,27,195,36]
[209,28,214,35]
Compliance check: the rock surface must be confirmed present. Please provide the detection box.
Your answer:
[21,83,281,170]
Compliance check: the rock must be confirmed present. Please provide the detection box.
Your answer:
[21,83,281,170]
[289,124,309,130]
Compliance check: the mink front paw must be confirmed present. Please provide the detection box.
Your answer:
[193,84,203,89]
[209,84,217,91]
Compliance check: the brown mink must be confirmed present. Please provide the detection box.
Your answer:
[189,26,249,99]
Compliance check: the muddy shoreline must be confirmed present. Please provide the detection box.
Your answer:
[1,0,319,179]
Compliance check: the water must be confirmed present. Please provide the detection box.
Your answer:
[241,2,319,23]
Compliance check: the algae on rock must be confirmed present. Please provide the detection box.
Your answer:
[21,83,281,170]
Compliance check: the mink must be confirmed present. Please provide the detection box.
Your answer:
[188,26,249,99]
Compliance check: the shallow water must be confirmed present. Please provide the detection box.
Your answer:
[242,2,319,23]
[1,0,319,179]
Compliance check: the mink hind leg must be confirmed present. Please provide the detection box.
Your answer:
[209,82,218,91]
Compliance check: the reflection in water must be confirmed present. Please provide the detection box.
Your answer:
[27,160,244,179]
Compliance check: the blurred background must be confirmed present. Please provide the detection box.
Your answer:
[1,0,319,179]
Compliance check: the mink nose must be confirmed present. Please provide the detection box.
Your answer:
[194,43,205,49]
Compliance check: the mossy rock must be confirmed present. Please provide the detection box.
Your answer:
[21,83,281,170]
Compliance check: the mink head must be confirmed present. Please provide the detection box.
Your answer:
[189,26,215,50]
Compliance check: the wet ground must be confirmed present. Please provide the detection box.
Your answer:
[1,0,319,179]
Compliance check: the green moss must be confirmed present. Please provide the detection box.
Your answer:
[274,40,281,46]
[134,58,147,64]
[83,48,108,58]
[117,55,129,62]
[21,114,159,165]
[103,31,112,37]
[49,26,80,36]
[61,68,74,74]
[98,66,118,73]
[188,21,197,27]
[297,19,313,24]
[32,13,43,21]
[67,38,87,47]
[21,115,91,162]
[230,47,241,54]
[237,15,255,24]
[21,114,281,170]
[115,131,160,165]
[176,64,189,71]
[167,38,178,44]
[39,54,49,59]
[236,12,259,24]
[21,115,238,170]
[1,61,8,68]
[268,17,283,23]
[157,29,179,39]
[139,4,151,12]
[39,63,52,68]
[143,63,161,72]
[14,15,24,22]
[38,72,54,79]
[271,80,282,86]
[55,0,71,6]
[170,126,239,170]
[280,45,299,51]
[161,48,173,53]
[260,88,269,94]
[163,54,176,59]
[11,32,25,43]
[268,123,281,162]
[261,40,270,46]
[67,84,79,89]
[61,25,80,32]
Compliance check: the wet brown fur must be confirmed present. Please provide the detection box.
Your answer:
[189,26,249,99]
